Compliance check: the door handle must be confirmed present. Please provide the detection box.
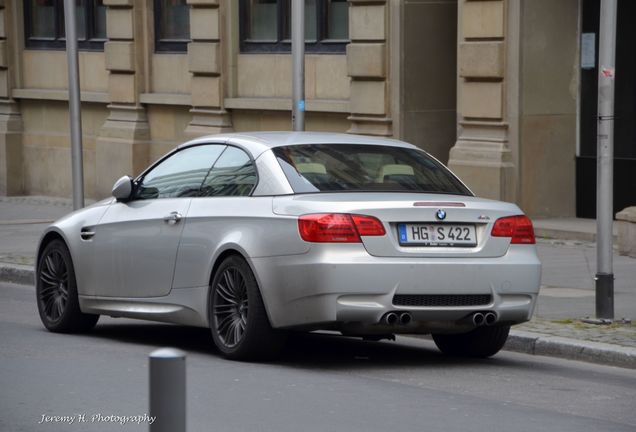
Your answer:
[80,228,95,240]
[163,211,183,225]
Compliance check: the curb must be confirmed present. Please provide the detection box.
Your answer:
[0,263,35,286]
[534,228,617,243]
[1,263,634,369]
[506,330,636,369]
[534,228,596,243]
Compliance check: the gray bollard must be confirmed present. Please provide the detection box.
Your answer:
[149,348,186,432]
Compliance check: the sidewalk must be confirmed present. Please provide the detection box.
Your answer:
[533,217,617,242]
[1,196,634,368]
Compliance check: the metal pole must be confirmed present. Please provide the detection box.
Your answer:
[63,0,84,210]
[149,348,186,432]
[292,0,305,131]
[595,0,617,320]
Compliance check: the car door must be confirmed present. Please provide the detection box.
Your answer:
[86,144,226,298]
[172,145,260,289]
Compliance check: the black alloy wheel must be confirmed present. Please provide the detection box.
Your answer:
[39,248,69,323]
[209,255,286,360]
[212,266,249,348]
[36,239,99,332]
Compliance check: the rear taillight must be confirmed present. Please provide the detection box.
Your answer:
[351,215,386,236]
[491,215,536,244]
[298,213,386,243]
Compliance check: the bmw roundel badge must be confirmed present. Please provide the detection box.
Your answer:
[436,209,447,220]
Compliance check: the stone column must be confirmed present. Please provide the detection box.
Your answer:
[347,0,391,136]
[96,0,149,197]
[184,0,232,138]
[0,0,23,195]
[448,0,514,201]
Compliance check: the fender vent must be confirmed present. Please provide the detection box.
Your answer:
[392,294,492,307]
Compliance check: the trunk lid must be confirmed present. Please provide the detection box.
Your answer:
[273,193,522,258]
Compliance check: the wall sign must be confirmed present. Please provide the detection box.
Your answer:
[581,33,596,69]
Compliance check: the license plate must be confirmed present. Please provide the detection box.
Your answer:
[397,223,477,247]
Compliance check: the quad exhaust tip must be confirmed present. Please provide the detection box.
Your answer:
[484,312,498,326]
[399,312,412,325]
[382,312,412,326]
[472,312,485,326]
[472,312,498,327]
[384,312,399,325]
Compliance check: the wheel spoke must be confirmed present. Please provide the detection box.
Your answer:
[45,255,57,276]
[217,313,234,336]
[44,295,55,315]
[216,282,237,305]
[232,319,242,345]
[237,270,246,295]
[213,303,236,313]
[40,284,58,296]
[40,269,57,285]
[55,297,64,320]
[225,319,237,345]
[223,270,236,293]
[53,252,65,278]
[48,297,59,320]
[237,277,247,299]
[52,297,59,320]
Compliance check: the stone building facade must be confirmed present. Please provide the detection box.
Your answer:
[0,0,633,218]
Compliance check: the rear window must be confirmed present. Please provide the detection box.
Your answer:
[272,144,472,196]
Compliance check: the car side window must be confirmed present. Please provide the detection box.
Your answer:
[200,146,257,197]
[134,145,226,200]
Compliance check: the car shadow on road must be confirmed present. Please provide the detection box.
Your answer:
[279,332,519,370]
[91,322,215,353]
[89,321,517,370]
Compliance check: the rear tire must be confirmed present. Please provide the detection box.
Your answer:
[36,239,99,333]
[432,325,510,358]
[208,255,286,361]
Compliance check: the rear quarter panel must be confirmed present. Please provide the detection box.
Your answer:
[171,196,310,289]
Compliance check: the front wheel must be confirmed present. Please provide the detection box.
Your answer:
[432,325,510,358]
[209,255,286,360]
[36,239,99,333]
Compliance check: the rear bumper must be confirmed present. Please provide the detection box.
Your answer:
[251,244,541,333]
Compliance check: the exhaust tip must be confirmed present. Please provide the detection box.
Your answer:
[399,312,412,325]
[484,312,498,326]
[384,312,398,326]
[472,312,485,326]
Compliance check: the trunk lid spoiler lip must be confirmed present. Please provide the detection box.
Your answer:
[413,201,466,207]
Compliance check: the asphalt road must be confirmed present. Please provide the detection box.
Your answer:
[2,282,635,432]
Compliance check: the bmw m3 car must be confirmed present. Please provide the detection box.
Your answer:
[36,132,541,360]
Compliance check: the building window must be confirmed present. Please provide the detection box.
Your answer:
[154,0,191,52]
[24,0,107,50]
[240,0,349,53]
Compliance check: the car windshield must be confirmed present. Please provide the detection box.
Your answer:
[272,144,472,195]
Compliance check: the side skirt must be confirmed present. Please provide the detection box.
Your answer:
[78,286,209,328]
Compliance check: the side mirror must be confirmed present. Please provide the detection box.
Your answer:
[112,176,133,202]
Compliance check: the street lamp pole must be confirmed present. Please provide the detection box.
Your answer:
[292,0,305,131]
[63,0,85,210]
[595,0,617,320]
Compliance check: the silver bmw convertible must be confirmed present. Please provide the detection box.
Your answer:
[36,132,541,360]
